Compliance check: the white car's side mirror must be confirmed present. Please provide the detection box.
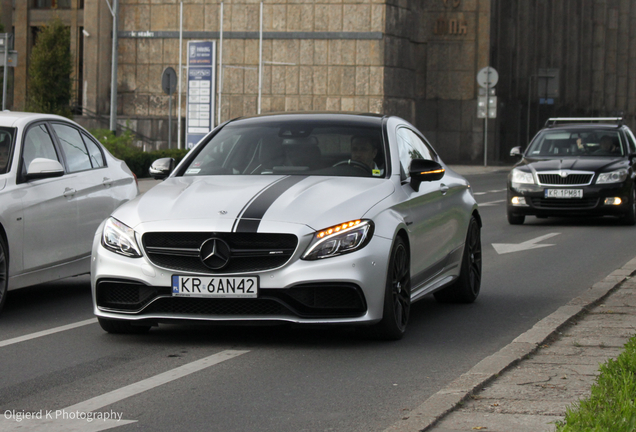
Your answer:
[25,158,64,180]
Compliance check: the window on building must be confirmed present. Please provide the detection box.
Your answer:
[31,0,72,9]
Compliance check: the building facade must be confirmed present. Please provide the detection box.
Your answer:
[7,1,634,164]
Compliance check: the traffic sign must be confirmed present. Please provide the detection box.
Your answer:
[161,67,177,95]
[477,66,498,89]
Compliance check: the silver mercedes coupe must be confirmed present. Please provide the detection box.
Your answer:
[92,113,481,339]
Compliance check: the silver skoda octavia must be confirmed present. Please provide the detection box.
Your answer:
[92,113,481,339]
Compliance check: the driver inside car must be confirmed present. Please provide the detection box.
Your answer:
[351,135,383,176]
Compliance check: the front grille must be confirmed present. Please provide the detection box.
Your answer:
[96,280,367,319]
[142,232,298,274]
[530,197,599,209]
[538,173,593,185]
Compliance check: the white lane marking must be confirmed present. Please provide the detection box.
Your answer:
[0,318,98,348]
[489,189,506,193]
[478,199,505,207]
[0,350,249,431]
[66,350,249,412]
[492,233,561,254]
[473,192,487,195]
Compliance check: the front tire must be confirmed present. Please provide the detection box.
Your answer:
[434,216,482,303]
[507,207,525,225]
[372,236,411,340]
[0,235,7,313]
[98,317,151,334]
[620,187,636,225]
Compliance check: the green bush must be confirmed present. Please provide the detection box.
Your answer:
[91,129,189,178]
[27,17,73,117]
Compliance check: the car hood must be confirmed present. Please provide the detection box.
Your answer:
[112,175,395,231]
[519,157,628,172]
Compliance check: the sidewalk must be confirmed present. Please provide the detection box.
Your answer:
[386,258,636,432]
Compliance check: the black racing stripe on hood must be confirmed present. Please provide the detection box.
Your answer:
[235,175,308,233]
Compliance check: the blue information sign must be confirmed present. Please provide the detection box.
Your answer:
[186,41,216,149]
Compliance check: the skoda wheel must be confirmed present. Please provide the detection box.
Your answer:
[621,187,636,225]
[434,216,481,303]
[373,236,411,340]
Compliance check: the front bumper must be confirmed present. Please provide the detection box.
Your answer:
[507,181,632,217]
[91,225,393,326]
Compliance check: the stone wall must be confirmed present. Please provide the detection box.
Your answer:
[114,0,387,146]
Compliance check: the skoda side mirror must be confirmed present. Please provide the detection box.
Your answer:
[510,146,523,157]
[409,159,445,192]
[149,158,175,180]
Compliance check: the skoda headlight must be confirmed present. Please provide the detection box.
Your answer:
[302,220,374,260]
[102,217,142,258]
[596,169,628,184]
[511,168,535,184]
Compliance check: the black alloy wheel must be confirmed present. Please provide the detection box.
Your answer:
[0,235,7,313]
[434,216,482,303]
[373,236,411,340]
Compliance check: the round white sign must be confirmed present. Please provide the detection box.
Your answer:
[477,66,499,89]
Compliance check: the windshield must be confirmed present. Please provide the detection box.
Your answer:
[527,129,625,157]
[181,119,386,178]
[0,127,15,174]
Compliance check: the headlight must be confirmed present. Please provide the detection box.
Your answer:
[102,217,142,258]
[511,168,535,184]
[302,220,374,260]
[596,169,628,184]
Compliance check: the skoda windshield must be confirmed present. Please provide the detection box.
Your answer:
[526,129,625,158]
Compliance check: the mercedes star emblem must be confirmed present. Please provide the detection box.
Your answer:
[199,238,231,270]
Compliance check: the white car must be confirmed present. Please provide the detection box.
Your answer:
[92,113,481,339]
[0,112,139,312]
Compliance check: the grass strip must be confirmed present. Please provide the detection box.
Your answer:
[556,334,636,431]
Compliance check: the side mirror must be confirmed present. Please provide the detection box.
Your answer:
[409,159,445,192]
[25,158,64,180]
[629,152,636,163]
[149,157,175,179]
[510,146,523,157]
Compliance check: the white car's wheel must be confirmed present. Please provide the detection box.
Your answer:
[0,235,7,313]
[372,236,411,340]
[434,216,481,303]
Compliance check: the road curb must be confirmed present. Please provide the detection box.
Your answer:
[384,256,636,432]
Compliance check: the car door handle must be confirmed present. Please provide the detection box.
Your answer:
[63,187,76,198]
[102,177,113,187]
[440,184,449,194]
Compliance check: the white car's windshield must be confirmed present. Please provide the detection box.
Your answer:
[182,119,386,178]
[527,129,625,157]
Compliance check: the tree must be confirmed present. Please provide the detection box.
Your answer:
[27,17,72,117]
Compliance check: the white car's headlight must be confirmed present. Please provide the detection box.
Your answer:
[102,217,142,258]
[596,169,628,184]
[302,220,373,260]
[511,168,535,184]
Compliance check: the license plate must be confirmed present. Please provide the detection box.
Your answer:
[544,189,583,199]
[172,275,258,298]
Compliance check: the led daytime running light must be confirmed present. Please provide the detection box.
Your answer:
[316,220,361,239]
[419,168,445,175]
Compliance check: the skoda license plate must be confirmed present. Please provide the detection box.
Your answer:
[545,189,583,199]
[172,275,258,298]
